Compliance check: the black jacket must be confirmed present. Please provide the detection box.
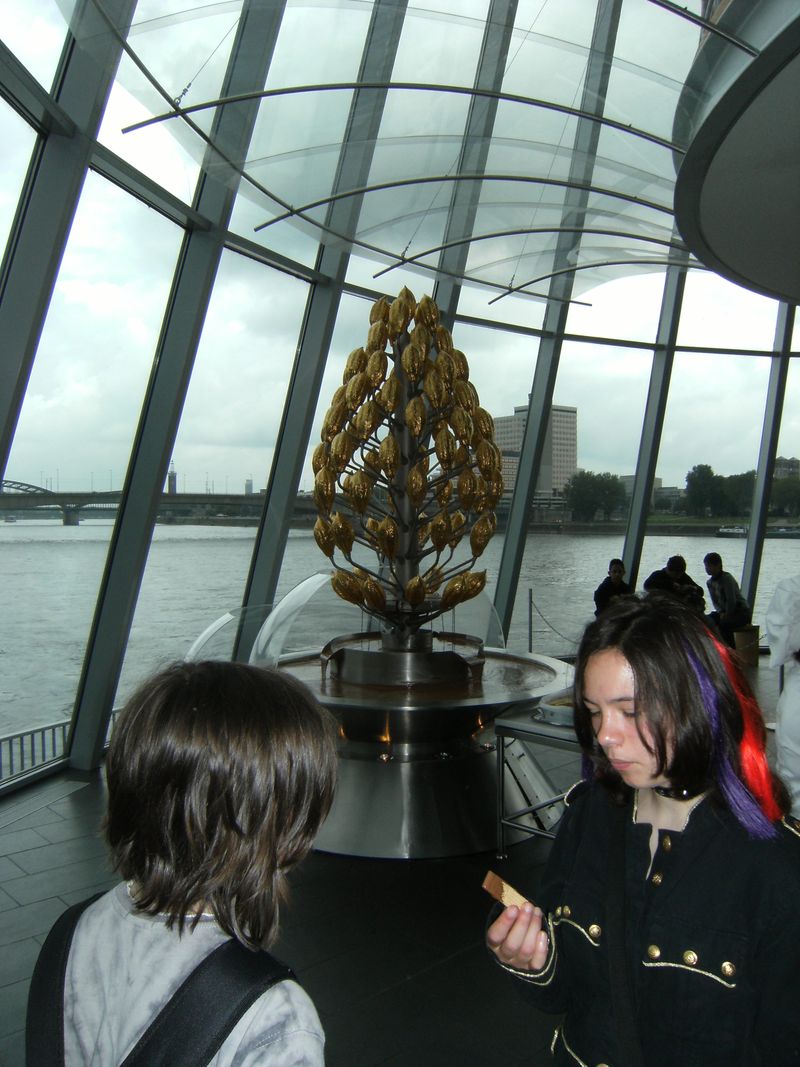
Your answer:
[496,782,800,1066]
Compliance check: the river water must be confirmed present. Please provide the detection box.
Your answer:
[0,517,794,737]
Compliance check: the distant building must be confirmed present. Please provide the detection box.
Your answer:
[774,456,800,479]
[167,462,177,495]
[245,477,254,495]
[493,404,577,497]
[620,474,662,500]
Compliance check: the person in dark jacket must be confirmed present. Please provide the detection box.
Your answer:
[643,554,705,614]
[487,596,800,1067]
[592,557,631,616]
[704,551,752,646]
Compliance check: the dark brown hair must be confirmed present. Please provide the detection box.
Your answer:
[573,594,764,804]
[105,661,338,949]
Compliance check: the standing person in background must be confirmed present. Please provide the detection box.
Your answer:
[593,557,631,617]
[765,576,800,818]
[486,596,800,1067]
[28,660,338,1066]
[704,551,752,647]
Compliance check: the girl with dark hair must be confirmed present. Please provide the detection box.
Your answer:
[42,661,338,1066]
[487,595,800,1067]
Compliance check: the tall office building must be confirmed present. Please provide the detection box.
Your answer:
[494,405,577,498]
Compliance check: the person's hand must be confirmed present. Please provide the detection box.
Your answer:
[487,902,550,972]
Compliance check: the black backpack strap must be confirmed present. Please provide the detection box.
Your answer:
[120,939,295,1067]
[26,892,105,1067]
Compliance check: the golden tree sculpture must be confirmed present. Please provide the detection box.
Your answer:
[312,288,502,641]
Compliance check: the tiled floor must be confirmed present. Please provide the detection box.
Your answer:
[0,657,779,1066]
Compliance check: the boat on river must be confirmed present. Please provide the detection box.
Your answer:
[716,525,747,537]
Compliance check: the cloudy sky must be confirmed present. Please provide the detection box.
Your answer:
[3,0,799,496]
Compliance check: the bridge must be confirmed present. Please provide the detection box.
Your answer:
[0,480,318,525]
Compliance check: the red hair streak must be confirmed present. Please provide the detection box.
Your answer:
[712,637,782,822]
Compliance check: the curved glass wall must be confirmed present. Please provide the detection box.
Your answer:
[1,0,798,786]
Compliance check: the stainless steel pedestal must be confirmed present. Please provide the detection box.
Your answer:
[281,645,572,859]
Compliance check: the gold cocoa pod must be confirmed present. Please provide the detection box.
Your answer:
[388,295,411,339]
[404,575,426,607]
[401,342,426,383]
[453,443,469,469]
[377,516,398,558]
[474,406,495,438]
[345,470,372,513]
[321,399,347,442]
[417,521,430,546]
[449,406,473,446]
[379,434,400,479]
[407,463,428,508]
[430,510,451,551]
[365,349,388,389]
[457,468,477,510]
[345,371,369,410]
[454,379,476,413]
[331,384,347,407]
[367,320,388,352]
[463,570,487,601]
[470,513,495,556]
[451,349,469,379]
[343,347,368,381]
[441,574,466,611]
[484,474,504,505]
[311,442,328,475]
[314,466,335,512]
[423,566,444,593]
[375,374,400,413]
[436,479,452,505]
[370,296,390,324]
[363,448,381,474]
[398,285,416,316]
[476,439,501,477]
[330,512,355,554]
[434,426,456,469]
[423,366,446,409]
[332,570,363,606]
[435,350,455,388]
[313,516,335,558]
[330,430,356,472]
[435,324,453,353]
[409,323,430,354]
[415,294,439,328]
[365,516,380,540]
[355,399,381,441]
[405,395,426,438]
[362,575,387,610]
[451,509,465,532]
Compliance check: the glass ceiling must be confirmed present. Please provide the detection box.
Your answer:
[47,0,744,304]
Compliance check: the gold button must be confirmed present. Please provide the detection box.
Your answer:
[683,950,698,966]
[662,834,672,851]
[721,961,736,978]
[597,1063,610,1067]
[562,905,572,918]
[651,872,663,886]
[588,924,601,940]
[555,906,562,918]
[647,944,661,960]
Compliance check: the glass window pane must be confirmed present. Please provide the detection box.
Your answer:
[513,339,653,656]
[1,172,182,746]
[0,102,37,257]
[114,252,311,704]
[0,0,68,89]
[677,271,779,350]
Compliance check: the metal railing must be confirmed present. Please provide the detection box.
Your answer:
[0,709,121,783]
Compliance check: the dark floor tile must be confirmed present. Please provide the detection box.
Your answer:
[0,828,50,858]
[0,979,29,1039]
[31,815,105,845]
[9,832,107,876]
[0,937,40,987]
[0,1030,24,1067]
[2,853,114,906]
[0,856,25,882]
[0,897,67,946]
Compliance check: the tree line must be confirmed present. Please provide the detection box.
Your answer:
[562,463,800,522]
